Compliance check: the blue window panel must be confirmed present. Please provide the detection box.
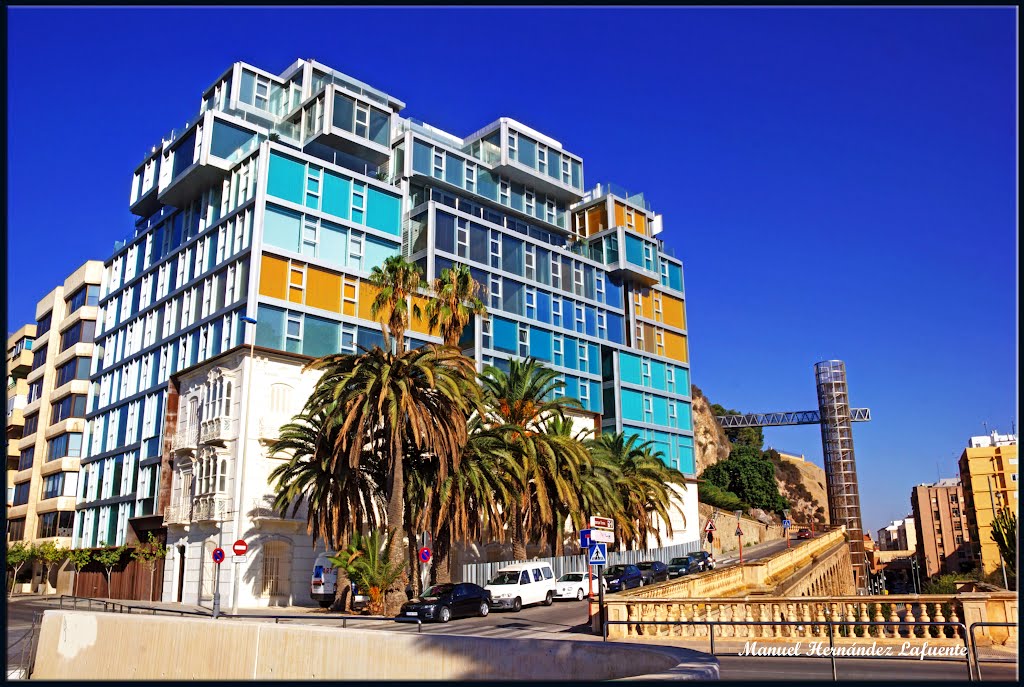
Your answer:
[677,436,695,475]
[584,307,597,337]
[267,152,305,204]
[263,205,302,252]
[619,352,642,385]
[677,366,690,396]
[571,160,582,190]
[492,316,517,354]
[518,136,536,167]
[367,187,401,236]
[588,344,600,375]
[501,235,524,276]
[323,171,351,220]
[210,120,257,160]
[563,337,577,369]
[651,431,671,467]
[435,212,455,253]
[590,381,602,413]
[529,327,552,362]
[510,183,525,212]
[478,169,498,201]
[606,278,622,308]
[624,234,645,267]
[678,401,692,431]
[669,263,683,292]
[320,221,347,267]
[503,280,524,316]
[445,154,464,187]
[255,305,286,349]
[536,291,551,324]
[621,389,644,422]
[652,396,668,426]
[412,141,432,175]
[304,315,340,357]
[356,325,386,351]
[651,360,667,391]
[606,312,624,344]
[563,375,579,401]
[364,235,400,269]
[469,223,488,264]
[171,131,196,180]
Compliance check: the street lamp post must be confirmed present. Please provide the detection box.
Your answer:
[229,315,258,615]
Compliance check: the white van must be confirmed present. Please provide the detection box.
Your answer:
[311,552,369,611]
[485,562,557,612]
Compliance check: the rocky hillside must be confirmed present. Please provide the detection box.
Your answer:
[769,451,830,526]
[690,385,731,474]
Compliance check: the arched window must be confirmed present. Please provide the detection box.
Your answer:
[270,384,292,415]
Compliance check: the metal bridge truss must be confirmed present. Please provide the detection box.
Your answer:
[715,408,871,428]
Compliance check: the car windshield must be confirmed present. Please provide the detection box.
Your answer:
[637,563,652,569]
[490,571,521,585]
[605,566,626,576]
[559,574,584,582]
[420,584,454,600]
[669,557,688,565]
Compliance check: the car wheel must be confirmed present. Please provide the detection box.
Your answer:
[479,601,490,617]
[512,597,522,612]
[576,588,585,601]
[439,606,451,623]
[543,590,553,606]
[638,578,645,587]
[318,600,332,609]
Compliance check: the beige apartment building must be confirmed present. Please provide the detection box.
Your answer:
[876,516,917,552]
[959,431,1018,575]
[7,260,103,594]
[910,478,973,578]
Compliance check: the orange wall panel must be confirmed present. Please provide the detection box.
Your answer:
[258,255,289,300]
[634,213,647,235]
[661,294,686,329]
[409,295,431,334]
[586,206,608,236]
[664,330,689,363]
[357,281,381,322]
[306,267,342,313]
[614,202,626,228]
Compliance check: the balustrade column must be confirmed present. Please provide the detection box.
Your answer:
[917,601,930,638]
[933,602,946,639]
[948,602,961,639]
[903,602,916,638]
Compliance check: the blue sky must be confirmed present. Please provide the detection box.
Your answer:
[7,7,1017,534]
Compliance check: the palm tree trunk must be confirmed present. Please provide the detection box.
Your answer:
[385,454,407,614]
[512,506,528,561]
[433,523,453,584]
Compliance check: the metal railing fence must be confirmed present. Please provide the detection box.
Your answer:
[968,622,1018,681]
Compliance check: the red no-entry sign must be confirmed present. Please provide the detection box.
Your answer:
[233,539,248,556]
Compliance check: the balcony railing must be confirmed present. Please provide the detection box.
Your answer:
[192,495,232,523]
[199,416,234,445]
[162,503,192,526]
[171,427,199,452]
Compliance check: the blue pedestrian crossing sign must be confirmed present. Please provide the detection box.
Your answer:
[782,519,792,529]
[588,542,607,565]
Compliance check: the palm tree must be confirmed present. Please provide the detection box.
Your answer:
[537,415,593,556]
[480,358,584,560]
[268,407,386,551]
[306,344,480,612]
[587,432,689,550]
[368,255,427,355]
[424,263,487,348]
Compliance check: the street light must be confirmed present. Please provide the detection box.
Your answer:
[229,314,258,615]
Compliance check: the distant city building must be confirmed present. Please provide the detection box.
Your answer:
[958,431,1018,575]
[7,261,103,593]
[910,478,973,578]
[876,517,916,553]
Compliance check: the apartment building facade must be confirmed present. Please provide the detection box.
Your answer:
[958,431,1018,575]
[876,517,916,552]
[75,59,697,604]
[7,261,102,593]
[910,478,973,578]
[7,324,36,509]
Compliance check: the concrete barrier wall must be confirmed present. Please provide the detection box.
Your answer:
[33,611,719,681]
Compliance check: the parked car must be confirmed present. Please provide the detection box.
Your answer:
[636,560,669,585]
[485,562,557,611]
[689,551,716,570]
[796,529,813,540]
[399,583,491,623]
[553,571,606,601]
[603,564,644,592]
[667,555,699,578]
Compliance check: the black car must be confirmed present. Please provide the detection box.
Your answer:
[399,582,491,623]
[667,555,699,578]
[689,551,716,571]
[636,560,669,584]
[603,564,644,592]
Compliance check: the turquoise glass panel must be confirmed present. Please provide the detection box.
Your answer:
[445,154,464,187]
[322,172,351,219]
[267,152,305,204]
[669,263,683,291]
[320,221,347,267]
[210,121,256,160]
[536,292,551,323]
[366,187,401,236]
[492,316,517,353]
[619,352,642,385]
[364,235,399,269]
[563,375,579,401]
[678,436,695,474]
[518,136,536,167]
[590,381,602,413]
[303,315,340,357]
[529,327,552,361]
[678,401,692,431]
[255,305,286,349]
[652,396,668,425]
[621,389,644,422]
[412,141,432,174]
[563,337,577,369]
[651,360,667,390]
[677,366,690,396]
[477,169,498,200]
[588,344,600,375]
[624,234,645,267]
[263,205,302,252]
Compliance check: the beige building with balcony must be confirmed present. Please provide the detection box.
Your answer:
[7,324,37,526]
[910,478,973,579]
[959,431,1018,576]
[7,260,103,594]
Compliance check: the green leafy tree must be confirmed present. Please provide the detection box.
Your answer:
[711,403,764,450]
[35,541,68,594]
[425,263,487,348]
[67,549,92,597]
[6,542,35,598]
[329,529,406,615]
[991,508,1017,574]
[697,481,748,512]
[538,414,593,556]
[93,545,128,598]
[306,344,480,613]
[700,445,788,514]
[368,255,427,355]
[130,533,169,601]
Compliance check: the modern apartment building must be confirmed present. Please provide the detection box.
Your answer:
[75,59,697,602]
[876,516,916,552]
[7,324,36,508]
[910,478,973,578]
[7,261,102,593]
[958,431,1018,575]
